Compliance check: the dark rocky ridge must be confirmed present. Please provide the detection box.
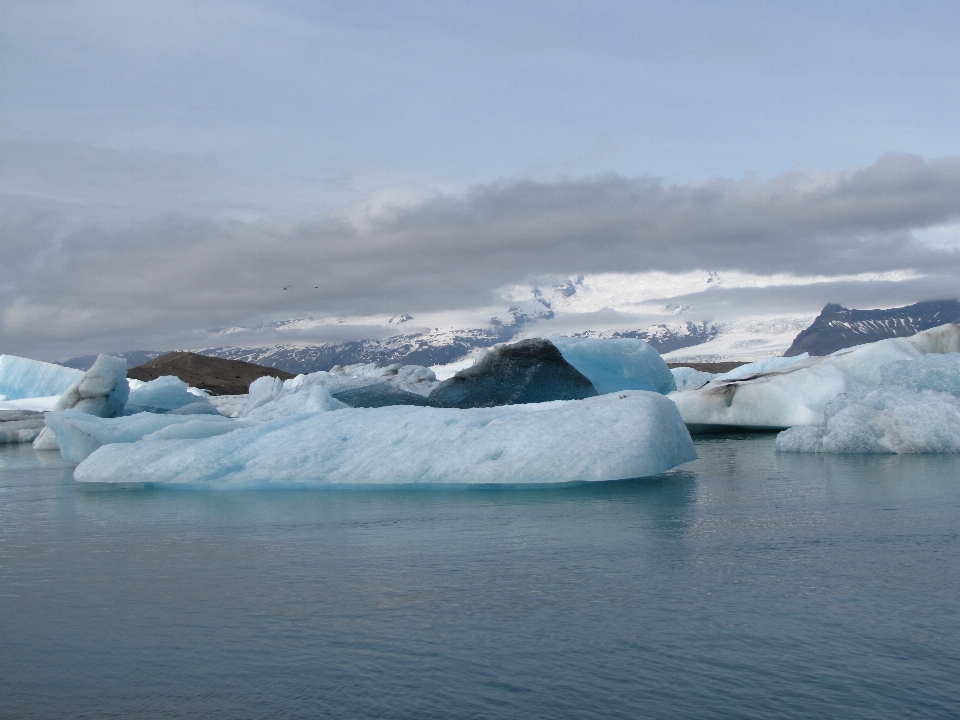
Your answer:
[785,300,960,356]
[128,352,294,396]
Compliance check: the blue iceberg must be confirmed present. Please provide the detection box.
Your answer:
[552,337,676,395]
[73,391,697,487]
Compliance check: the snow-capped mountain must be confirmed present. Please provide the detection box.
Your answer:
[196,320,721,374]
[785,300,960,356]
[59,270,935,372]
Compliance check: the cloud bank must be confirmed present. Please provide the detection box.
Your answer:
[2,152,960,358]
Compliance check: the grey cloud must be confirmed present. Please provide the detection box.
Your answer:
[3,154,960,358]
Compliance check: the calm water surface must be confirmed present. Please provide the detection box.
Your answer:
[1,435,959,719]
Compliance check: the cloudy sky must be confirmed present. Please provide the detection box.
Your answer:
[2,0,960,359]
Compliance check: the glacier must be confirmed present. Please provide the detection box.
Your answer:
[0,355,84,401]
[73,390,696,486]
[671,324,960,432]
[552,337,676,394]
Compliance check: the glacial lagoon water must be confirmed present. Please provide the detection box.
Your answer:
[2,435,959,719]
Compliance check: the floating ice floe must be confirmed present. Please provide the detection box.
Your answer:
[0,410,47,444]
[32,354,130,450]
[53,354,129,418]
[671,324,960,432]
[73,390,696,486]
[240,374,349,420]
[125,375,218,415]
[45,408,251,462]
[0,355,84,401]
[775,386,960,454]
[776,352,960,453]
[670,366,717,392]
[552,337,676,394]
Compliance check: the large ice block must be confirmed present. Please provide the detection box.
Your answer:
[0,355,83,401]
[671,324,960,432]
[54,354,129,418]
[776,386,960,454]
[45,409,247,462]
[74,391,697,487]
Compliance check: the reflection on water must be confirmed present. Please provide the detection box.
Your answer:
[1,436,959,719]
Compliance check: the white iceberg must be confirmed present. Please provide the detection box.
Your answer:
[31,354,130,451]
[552,337,676,395]
[878,353,960,396]
[670,367,716,392]
[671,324,960,432]
[776,386,960,454]
[317,363,439,396]
[240,363,439,419]
[716,354,810,380]
[45,409,248,463]
[240,375,348,420]
[73,390,697,487]
[0,355,84,401]
[0,410,47,444]
[54,354,129,418]
[669,354,810,392]
[776,352,960,453]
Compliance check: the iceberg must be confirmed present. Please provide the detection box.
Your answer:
[669,354,810,393]
[240,375,348,420]
[332,382,434,408]
[671,324,960,432]
[671,367,716,392]
[776,386,960,454]
[30,354,130,452]
[310,363,439,397]
[45,409,247,463]
[0,355,84,401]
[0,410,46,444]
[74,390,696,486]
[429,339,597,408]
[54,354,129,418]
[776,352,960,453]
[552,337,676,395]
[715,354,809,380]
[878,353,960,396]
[125,375,218,415]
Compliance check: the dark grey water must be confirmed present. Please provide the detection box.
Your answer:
[1,435,959,719]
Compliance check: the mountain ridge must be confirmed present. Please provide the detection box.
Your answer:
[784,299,960,356]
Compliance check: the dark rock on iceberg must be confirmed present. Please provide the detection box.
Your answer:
[332,382,433,408]
[428,339,598,409]
[785,300,960,356]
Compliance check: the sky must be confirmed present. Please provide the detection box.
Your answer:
[2,0,960,359]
